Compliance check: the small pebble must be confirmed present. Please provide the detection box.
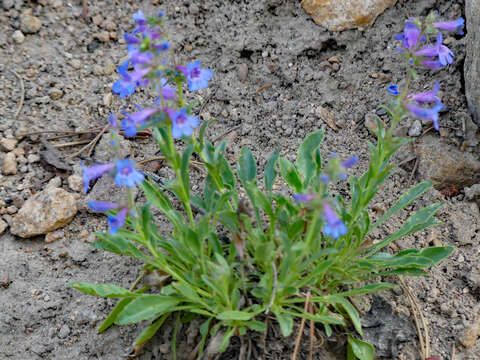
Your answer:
[237,63,248,82]
[92,14,104,26]
[58,324,70,339]
[12,30,25,44]
[2,152,17,175]
[67,175,83,193]
[0,138,18,152]
[45,229,65,244]
[103,92,112,107]
[408,120,422,137]
[0,218,7,235]
[20,14,42,34]
[94,31,110,43]
[27,154,40,163]
[364,113,383,133]
[70,59,81,70]
[48,88,63,100]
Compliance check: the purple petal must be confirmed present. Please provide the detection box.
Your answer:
[108,207,128,234]
[88,201,120,212]
[293,194,316,203]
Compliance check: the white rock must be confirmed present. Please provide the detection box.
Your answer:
[12,30,25,44]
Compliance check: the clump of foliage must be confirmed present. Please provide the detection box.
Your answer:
[69,10,464,359]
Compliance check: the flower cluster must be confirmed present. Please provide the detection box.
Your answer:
[111,10,212,138]
[82,159,144,233]
[83,10,214,234]
[390,13,464,130]
[293,154,359,239]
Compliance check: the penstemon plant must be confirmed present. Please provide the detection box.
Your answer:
[69,10,464,359]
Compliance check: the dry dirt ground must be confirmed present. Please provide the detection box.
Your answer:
[1,0,480,359]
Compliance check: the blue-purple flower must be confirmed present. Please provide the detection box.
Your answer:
[415,32,454,67]
[121,108,158,137]
[322,202,348,239]
[112,62,136,98]
[82,162,115,193]
[88,201,121,212]
[387,85,399,96]
[433,18,465,35]
[406,82,442,105]
[342,155,359,169]
[114,159,145,188]
[405,102,444,131]
[132,10,146,26]
[108,207,128,234]
[109,113,118,129]
[168,108,199,138]
[177,61,213,92]
[293,194,316,203]
[394,20,421,50]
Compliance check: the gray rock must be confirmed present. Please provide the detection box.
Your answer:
[20,13,42,34]
[0,138,18,152]
[465,184,480,201]
[67,175,83,192]
[465,0,480,127]
[58,324,70,339]
[2,152,17,175]
[237,63,248,82]
[12,30,25,44]
[2,0,15,10]
[10,187,78,238]
[414,136,480,188]
[408,120,422,137]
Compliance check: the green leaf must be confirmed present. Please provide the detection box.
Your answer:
[199,118,214,148]
[93,232,149,262]
[237,148,257,185]
[418,246,454,265]
[296,130,324,186]
[364,202,442,256]
[68,282,137,298]
[135,313,169,347]
[325,283,395,297]
[98,287,149,333]
[278,157,303,193]
[274,310,294,337]
[220,157,236,190]
[245,320,267,332]
[324,296,362,336]
[264,149,279,192]
[369,181,432,233]
[216,310,255,321]
[116,295,181,325]
[348,336,375,360]
[219,327,236,353]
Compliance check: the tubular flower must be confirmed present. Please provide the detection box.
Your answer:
[342,155,359,169]
[405,102,444,131]
[293,194,316,203]
[394,20,421,50]
[121,108,158,137]
[406,82,442,105]
[82,163,115,193]
[168,108,199,138]
[108,207,128,234]
[433,18,465,35]
[387,85,399,96]
[177,61,213,91]
[114,159,145,187]
[322,202,348,239]
[415,32,454,67]
[88,201,121,212]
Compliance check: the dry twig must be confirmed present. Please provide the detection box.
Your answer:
[66,124,109,159]
[212,125,242,144]
[9,70,25,120]
[51,139,93,148]
[292,291,311,360]
[398,276,430,359]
